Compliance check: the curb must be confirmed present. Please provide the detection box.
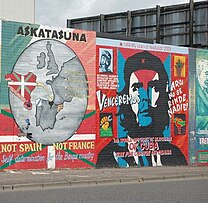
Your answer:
[1,173,207,191]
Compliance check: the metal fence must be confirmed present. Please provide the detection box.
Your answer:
[67,1,208,48]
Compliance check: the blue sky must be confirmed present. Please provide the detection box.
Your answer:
[36,0,203,27]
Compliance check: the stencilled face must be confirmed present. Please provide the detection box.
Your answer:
[197,59,208,90]
[100,54,111,69]
[129,69,160,127]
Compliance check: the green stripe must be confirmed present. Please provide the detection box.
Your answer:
[83,110,96,120]
[64,149,95,167]
[0,146,95,169]
[25,85,31,94]
[16,86,21,92]
[1,109,13,118]
[25,72,33,82]
[13,72,21,82]
[0,145,47,170]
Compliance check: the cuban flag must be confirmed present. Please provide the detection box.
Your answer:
[5,72,37,110]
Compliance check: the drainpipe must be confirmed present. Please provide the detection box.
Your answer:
[100,14,105,32]
[156,5,161,43]
[189,0,194,47]
[126,10,132,36]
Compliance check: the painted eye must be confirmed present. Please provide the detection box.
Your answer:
[153,85,159,92]
[132,83,143,92]
[148,81,160,92]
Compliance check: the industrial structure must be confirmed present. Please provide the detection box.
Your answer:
[67,0,208,49]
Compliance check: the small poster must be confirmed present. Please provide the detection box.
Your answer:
[100,113,113,137]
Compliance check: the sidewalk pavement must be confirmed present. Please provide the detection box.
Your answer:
[0,166,208,190]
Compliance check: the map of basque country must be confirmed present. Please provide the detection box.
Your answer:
[5,41,76,131]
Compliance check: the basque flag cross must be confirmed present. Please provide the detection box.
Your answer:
[5,72,37,110]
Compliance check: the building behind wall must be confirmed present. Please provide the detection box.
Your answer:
[0,0,35,23]
[67,1,208,49]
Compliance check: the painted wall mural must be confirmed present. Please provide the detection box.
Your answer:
[0,20,205,170]
[195,50,208,165]
[0,21,96,169]
[96,40,189,168]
